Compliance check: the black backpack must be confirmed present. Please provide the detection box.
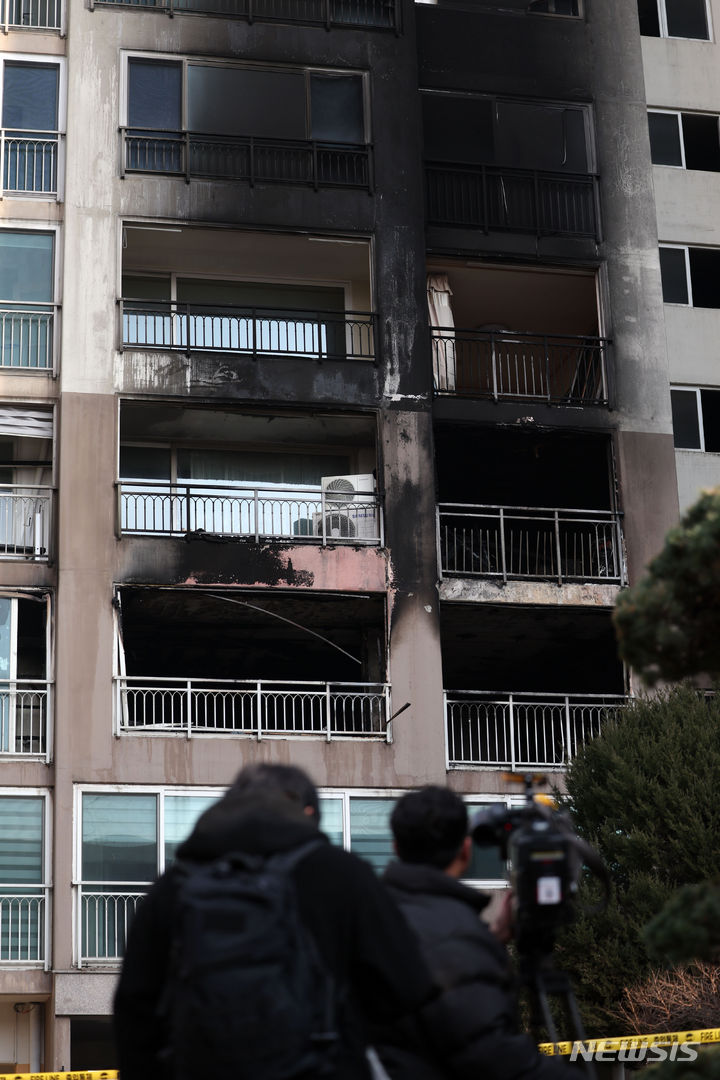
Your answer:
[161,840,340,1080]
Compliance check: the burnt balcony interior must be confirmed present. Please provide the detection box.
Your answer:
[435,426,623,582]
[0,406,53,559]
[116,588,388,736]
[124,59,371,188]
[119,402,380,544]
[422,92,597,237]
[121,226,374,363]
[426,261,605,403]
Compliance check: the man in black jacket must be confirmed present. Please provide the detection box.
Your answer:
[113,764,436,1080]
[375,786,583,1080]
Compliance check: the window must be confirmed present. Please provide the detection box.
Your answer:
[78,788,223,963]
[0,793,47,964]
[638,0,710,39]
[124,57,368,187]
[528,0,579,14]
[0,59,62,196]
[0,231,56,370]
[659,245,720,307]
[0,595,49,756]
[671,387,720,451]
[648,110,720,170]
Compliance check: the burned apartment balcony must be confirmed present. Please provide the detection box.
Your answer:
[427,261,607,404]
[0,594,51,761]
[422,92,599,242]
[441,604,626,771]
[435,427,624,598]
[0,405,54,563]
[122,60,372,191]
[114,588,390,740]
[95,0,397,29]
[118,227,377,397]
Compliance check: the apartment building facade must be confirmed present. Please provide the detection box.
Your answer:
[0,0,687,1067]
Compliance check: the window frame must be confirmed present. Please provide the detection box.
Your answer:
[0,788,51,970]
[0,222,62,375]
[659,244,693,306]
[121,53,370,146]
[648,108,720,171]
[0,54,67,201]
[641,0,712,40]
[528,0,582,16]
[670,385,720,453]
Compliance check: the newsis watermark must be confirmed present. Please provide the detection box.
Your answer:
[568,1041,699,1064]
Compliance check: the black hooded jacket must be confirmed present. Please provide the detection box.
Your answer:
[376,860,583,1080]
[113,799,436,1080]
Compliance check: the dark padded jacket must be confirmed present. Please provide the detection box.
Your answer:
[113,800,436,1080]
[375,860,583,1080]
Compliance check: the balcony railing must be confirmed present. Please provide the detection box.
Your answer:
[438,504,625,585]
[426,163,598,239]
[0,887,48,964]
[115,677,391,740]
[1,130,60,196]
[78,885,146,965]
[0,304,55,371]
[120,300,376,362]
[445,690,626,770]
[431,328,608,405]
[95,0,397,29]
[118,482,383,544]
[0,680,50,758]
[2,0,60,27]
[0,487,52,559]
[121,129,373,190]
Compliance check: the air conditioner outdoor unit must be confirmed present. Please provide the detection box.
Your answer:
[315,474,378,540]
[321,474,375,503]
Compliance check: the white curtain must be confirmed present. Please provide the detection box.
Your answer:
[427,274,456,391]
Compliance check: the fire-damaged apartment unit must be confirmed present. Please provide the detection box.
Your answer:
[0,0,690,1067]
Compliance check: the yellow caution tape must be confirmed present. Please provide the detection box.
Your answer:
[0,1073,118,1079]
[539,1028,720,1056]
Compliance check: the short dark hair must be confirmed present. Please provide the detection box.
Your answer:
[391,786,468,870]
[224,763,320,818]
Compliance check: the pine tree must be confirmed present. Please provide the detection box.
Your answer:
[555,685,720,1034]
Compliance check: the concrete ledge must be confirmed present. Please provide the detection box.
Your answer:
[54,972,118,1016]
[438,577,620,607]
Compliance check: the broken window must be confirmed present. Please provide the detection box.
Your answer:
[638,0,710,39]
[660,245,720,307]
[649,111,720,171]
[671,387,720,451]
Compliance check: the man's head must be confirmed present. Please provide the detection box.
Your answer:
[223,763,320,820]
[391,786,470,875]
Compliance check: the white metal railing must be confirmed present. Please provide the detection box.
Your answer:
[1,131,60,195]
[438,504,625,584]
[78,885,146,965]
[117,482,383,546]
[0,888,48,964]
[445,690,626,770]
[0,487,52,558]
[0,305,55,370]
[0,680,49,757]
[2,0,61,28]
[115,678,391,741]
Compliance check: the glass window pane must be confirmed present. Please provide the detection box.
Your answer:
[648,112,682,166]
[318,797,344,846]
[310,75,364,144]
[0,797,42,884]
[496,101,584,172]
[682,114,720,172]
[3,63,58,130]
[0,232,53,303]
[659,247,689,304]
[701,390,720,452]
[164,795,219,865]
[348,798,395,873]
[464,803,508,881]
[688,248,720,309]
[671,389,701,449]
[0,598,11,679]
[82,793,157,883]
[637,0,660,35]
[187,66,305,139]
[128,60,182,131]
[176,449,350,487]
[665,0,709,39]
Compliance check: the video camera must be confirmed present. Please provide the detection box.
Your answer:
[471,773,608,960]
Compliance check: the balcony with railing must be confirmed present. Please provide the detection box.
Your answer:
[0,680,50,758]
[78,885,145,966]
[431,328,608,405]
[426,162,598,239]
[0,887,49,965]
[121,130,372,191]
[2,130,61,196]
[115,677,391,740]
[95,0,397,29]
[0,304,55,371]
[121,300,375,362]
[445,690,626,770]
[1,0,60,27]
[0,486,52,559]
[438,504,625,585]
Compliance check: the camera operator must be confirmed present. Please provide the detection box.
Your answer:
[374,786,583,1080]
